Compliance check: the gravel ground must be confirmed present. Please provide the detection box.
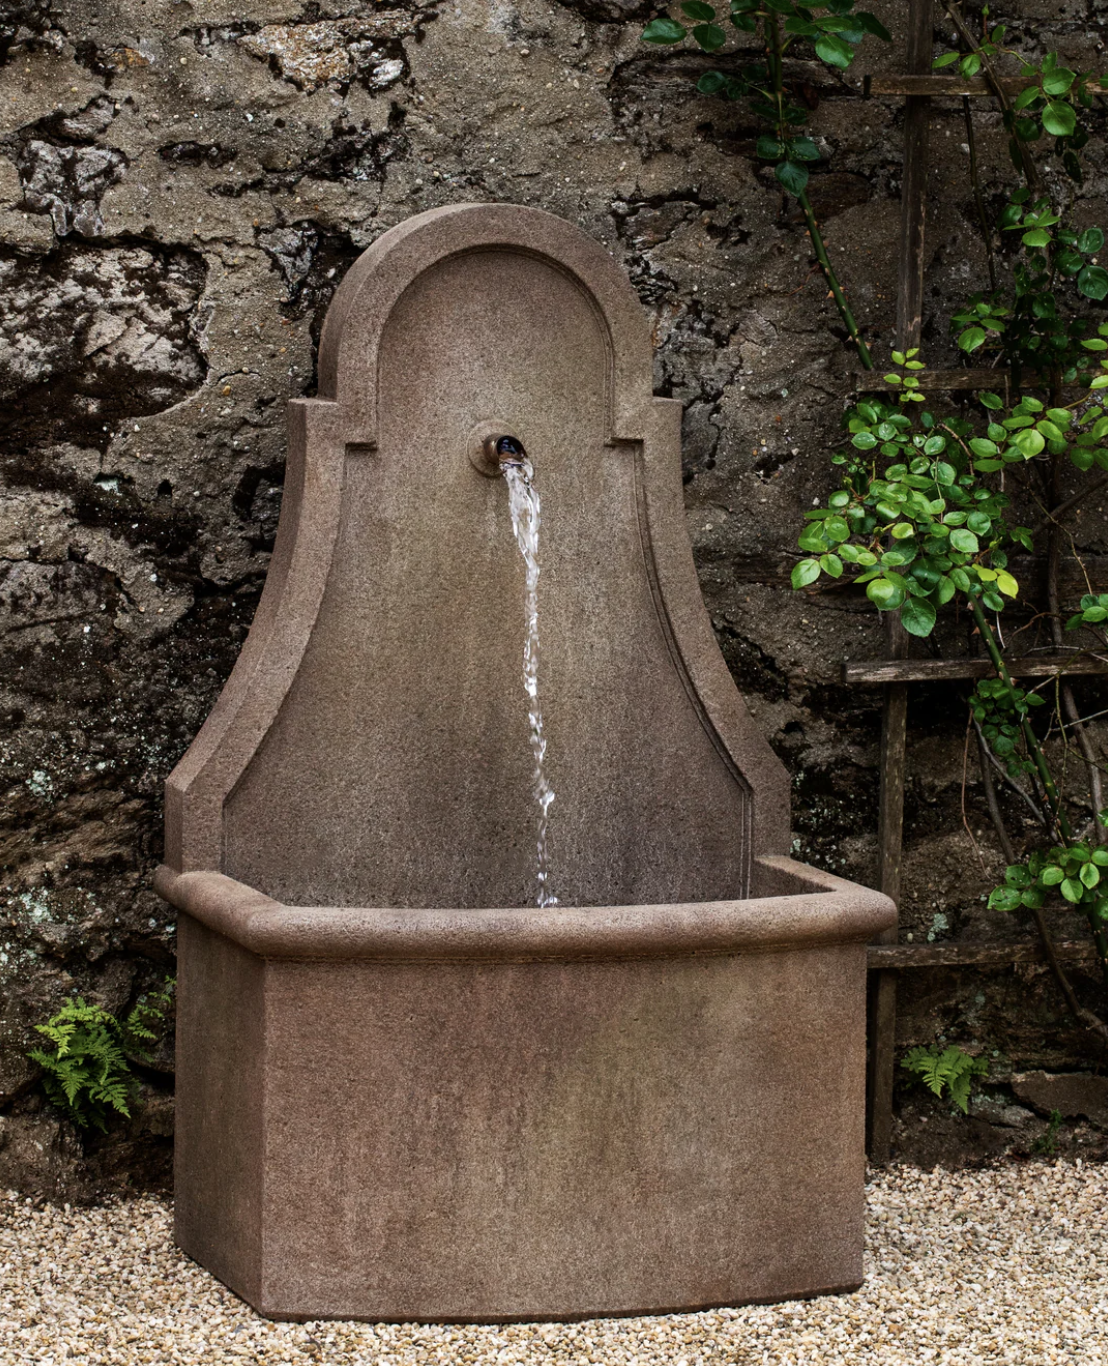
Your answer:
[0,1161,1104,1365]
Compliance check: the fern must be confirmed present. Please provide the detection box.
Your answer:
[27,980,175,1133]
[900,1044,989,1115]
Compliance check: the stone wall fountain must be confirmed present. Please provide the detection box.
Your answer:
[155,203,895,1323]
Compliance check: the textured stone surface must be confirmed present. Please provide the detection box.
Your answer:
[0,0,1107,1192]
[167,870,887,1320]
[1012,1071,1108,1128]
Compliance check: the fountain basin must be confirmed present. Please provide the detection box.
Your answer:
[156,856,891,1322]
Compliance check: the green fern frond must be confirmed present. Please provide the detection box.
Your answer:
[26,982,175,1132]
[901,1044,989,1115]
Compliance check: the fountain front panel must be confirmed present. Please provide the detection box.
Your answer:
[156,203,894,1322]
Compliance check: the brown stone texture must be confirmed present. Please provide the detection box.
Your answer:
[1,0,1107,1195]
[170,887,879,1322]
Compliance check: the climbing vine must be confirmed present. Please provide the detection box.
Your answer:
[641,0,890,367]
[789,8,1108,1036]
[640,0,1108,1037]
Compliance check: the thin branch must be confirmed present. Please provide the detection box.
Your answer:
[971,596,1072,840]
[972,716,1049,829]
[942,0,1042,196]
[764,12,874,371]
[1029,472,1108,538]
[962,95,998,292]
[975,729,1018,863]
[961,716,992,876]
[975,727,1108,1043]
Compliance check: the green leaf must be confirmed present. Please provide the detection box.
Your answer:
[819,553,843,578]
[814,32,854,68]
[789,135,821,162]
[958,326,987,353]
[1022,228,1052,248]
[866,578,904,610]
[851,430,878,450]
[1078,226,1105,254]
[855,11,892,41]
[691,21,726,49]
[933,51,960,69]
[774,160,809,195]
[949,528,979,554]
[1078,265,1108,301]
[791,558,821,588]
[1061,877,1084,904]
[989,887,1023,912]
[899,596,936,636]
[642,16,687,41]
[1014,428,1046,457]
[756,134,784,159]
[1042,68,1076,96]
[996,571,1019,598]
[824,515,850,543]
[1042,866,1065,886]
[698,70,731,95]
[978,391,1004,410]
[1081,862,1101,890]
[681,0,716,17]
[969,438,999,457]
[1041,100,1077,136]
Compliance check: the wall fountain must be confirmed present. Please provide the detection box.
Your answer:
[155,203,895,1322]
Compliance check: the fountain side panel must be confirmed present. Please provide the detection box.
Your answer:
[159,205,895,1321]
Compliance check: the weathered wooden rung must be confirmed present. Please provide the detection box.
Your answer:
[866,74,1108,98]
[853,367,1004,392]
[868,939,1098,969]
[852,367,1087,394]
[844,654,1108,685]
[865,74,1039,97]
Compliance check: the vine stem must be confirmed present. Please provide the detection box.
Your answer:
[962,95,998,292]
[969,595,1072,841]
[942,0,1042,196]
[971,596,1108,997]
[797,192,874,369]
[975,726,1108,1044]
[764,12,873,371]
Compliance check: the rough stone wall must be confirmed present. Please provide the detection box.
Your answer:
[1,0,1107,1193]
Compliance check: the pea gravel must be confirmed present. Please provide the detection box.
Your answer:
[1,1161,1105,1365]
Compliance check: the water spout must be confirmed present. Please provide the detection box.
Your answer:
[498,438,557,909]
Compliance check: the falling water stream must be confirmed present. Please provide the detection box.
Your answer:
[498,439,558,908]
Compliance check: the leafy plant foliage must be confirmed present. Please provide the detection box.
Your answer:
[28,980,175,1132]
[901,1045,989,1115]
[641,0,889,365]
[643,0,889,198]
[787,13,1108,1013]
